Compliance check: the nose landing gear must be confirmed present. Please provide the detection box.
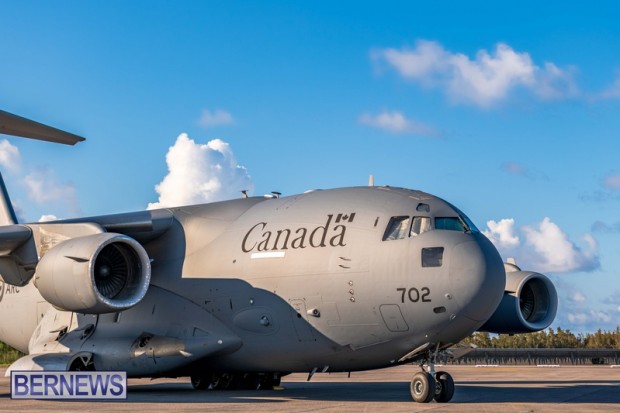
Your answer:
[433,371,455,402]
[409,350,455,403]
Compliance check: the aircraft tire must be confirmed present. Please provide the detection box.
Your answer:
[260,374,281,390]
[210,373,233,390]
[433,371,455,403]
[410,372,435,403]
[190,375,210,390]
[241,373,261,390]
[225,374,240,390]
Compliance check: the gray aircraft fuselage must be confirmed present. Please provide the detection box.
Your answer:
[0,186,505,377]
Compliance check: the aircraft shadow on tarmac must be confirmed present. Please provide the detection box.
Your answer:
[118,379,620,404]
[122,381,411,403]
[2,379,619,404]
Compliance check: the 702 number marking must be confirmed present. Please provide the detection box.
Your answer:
[397,287,431,303]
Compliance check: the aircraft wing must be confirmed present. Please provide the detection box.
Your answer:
[48,209,176,243]
[0,110,85,145]
[0,224,38,286]
[0,224,33,254]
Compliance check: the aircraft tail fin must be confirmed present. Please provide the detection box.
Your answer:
[0,110,84,285]
[0,110,86,225]
[0,173,18,225]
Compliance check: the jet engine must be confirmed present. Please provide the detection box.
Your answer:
[479,262,557,334]
[34,233,151,314]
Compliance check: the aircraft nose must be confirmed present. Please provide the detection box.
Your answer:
[448,233,505,322]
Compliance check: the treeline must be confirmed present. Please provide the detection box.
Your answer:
[463,327,620,349]
[0,341,23,365]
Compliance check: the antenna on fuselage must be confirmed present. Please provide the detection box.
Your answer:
[241,190,248,199]
[368,175,374,186]
[264,191,281,199]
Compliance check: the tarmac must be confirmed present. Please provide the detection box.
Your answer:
[1,364,619,412]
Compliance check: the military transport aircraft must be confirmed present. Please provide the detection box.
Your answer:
[0,110,557,403]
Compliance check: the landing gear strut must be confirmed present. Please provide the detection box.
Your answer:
[409,348,455,403]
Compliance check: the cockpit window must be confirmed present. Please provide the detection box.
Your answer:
[442,201,479,233]
[458,213,479,233]
[383,216,410,241]
[435,217,467,232]
[416,203,430,213]
[410,216,431,237]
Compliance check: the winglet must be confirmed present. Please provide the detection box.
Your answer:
[0,110,85,145]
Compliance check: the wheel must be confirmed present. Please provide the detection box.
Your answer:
[215,373,234,390]
[433,371,455,403]
[241,373,261,390]
[260,373,281,390]
[190,375,209,390]
[226,374,240,390]
[410,372,435,403]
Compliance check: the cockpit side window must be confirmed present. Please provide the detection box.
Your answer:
[383,216,410,241]
[442,201,479,233]
[410,216,431,237]
[434,217,467,232]
[422,247,444,267]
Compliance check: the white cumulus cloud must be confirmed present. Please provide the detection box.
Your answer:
[148,134,253,209]
[483,217,599,273]
[568,291,587,304]
[358,110,436,136]
[0,139,21,172]
[23,168,79,215]
[198,109,234,127]
[567,310,612,325]
[522,218,598,273]
[372,40,577,107]
[39,214,58,222]
[483,218,520,250]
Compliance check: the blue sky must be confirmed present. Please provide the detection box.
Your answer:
[1,1,620,333]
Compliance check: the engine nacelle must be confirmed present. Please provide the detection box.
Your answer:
[34,233,151,314]
[479,264,557,334]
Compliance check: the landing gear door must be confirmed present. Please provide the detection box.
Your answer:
[289,299,316,342]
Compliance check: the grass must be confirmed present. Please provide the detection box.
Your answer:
[0,342,23,367]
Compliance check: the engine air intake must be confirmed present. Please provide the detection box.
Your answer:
[95,243,141,299]
[478,270,558,334]
[34,233,151,314]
